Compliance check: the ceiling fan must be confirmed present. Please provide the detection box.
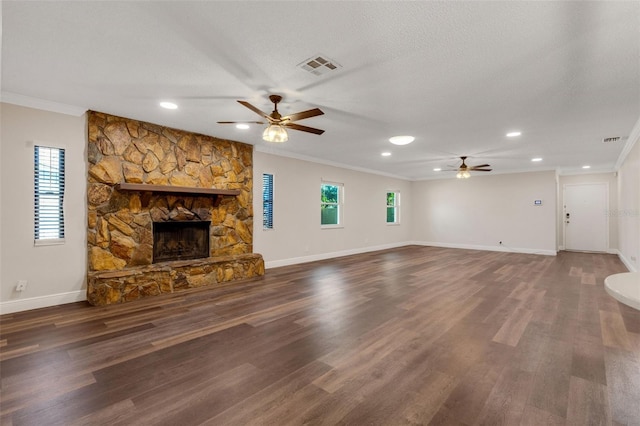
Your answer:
[217,94,325,142]
[445,156,492,178]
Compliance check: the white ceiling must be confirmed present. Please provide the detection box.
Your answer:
[2,1,639,180]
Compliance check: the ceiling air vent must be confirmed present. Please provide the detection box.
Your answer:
[298,55,342,76]
[602,136,621,143]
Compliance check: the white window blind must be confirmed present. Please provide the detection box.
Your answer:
[263,173,274,229]
[34,146,65,242]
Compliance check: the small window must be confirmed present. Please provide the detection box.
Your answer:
[34,145,65,244]
[262,173,274,230]
[321,182,343,227]
[386,191,400,224]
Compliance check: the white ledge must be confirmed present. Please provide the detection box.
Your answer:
[605,272,640,311]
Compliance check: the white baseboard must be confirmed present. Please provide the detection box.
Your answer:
[558,245,565,251]
[0,290,86,315]
[410,241,557,256]
[264,242,411,269]
[617,251,638,272]
[607,248,619,255]
[265,240,556,269]
[0,241,566,313]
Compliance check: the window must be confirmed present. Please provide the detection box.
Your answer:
[386,191,400,224]
[262,173,274,229]
[321,182,343,227]
[34,145,65,244]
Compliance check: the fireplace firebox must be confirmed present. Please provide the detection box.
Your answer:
[153,221,210,263]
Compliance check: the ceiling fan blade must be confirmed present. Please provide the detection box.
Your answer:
[472,169,493,172]
[284,122,325,135]
[217,121,265,124]
[470,164,491,169]
[282,108,324,123]
[237,100,272,121]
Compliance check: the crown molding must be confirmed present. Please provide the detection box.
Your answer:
[615,115,640,171]
[1,91,87,116]
[254,144,410,181]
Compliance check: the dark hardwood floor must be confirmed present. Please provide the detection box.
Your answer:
[1,246,639,425]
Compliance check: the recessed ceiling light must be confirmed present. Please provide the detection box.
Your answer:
[235,124,250,130]
[531,158,543,162]
[381,152,392,157]
[433,168,442,171]
[506,131,521,137]
[159,101,178,110]
[389,135,415,145]
[582,165,591,169]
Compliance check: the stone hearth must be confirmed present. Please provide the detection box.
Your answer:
[87,254,264,305]
[86,111,264,306]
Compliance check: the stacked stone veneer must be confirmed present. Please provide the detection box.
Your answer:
[86,111,264,306]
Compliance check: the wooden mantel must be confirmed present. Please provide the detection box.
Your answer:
[116,183,241,196]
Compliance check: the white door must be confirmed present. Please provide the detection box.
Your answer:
[564,183,608,252]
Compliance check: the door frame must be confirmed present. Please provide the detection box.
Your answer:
[562,182,609,253]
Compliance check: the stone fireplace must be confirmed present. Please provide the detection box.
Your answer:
[86,111,264,306]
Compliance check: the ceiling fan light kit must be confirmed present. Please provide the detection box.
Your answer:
[263,124,288,143]
[218,94,325,143]
[447,156,492,179]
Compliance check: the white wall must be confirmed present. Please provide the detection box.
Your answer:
[0,103,87,313]
[253,151,413,267]
[557,173,618,252]
[10,103,631,313]
[0,104,3,309]
[617,138,640,272]
[411,171,557,254]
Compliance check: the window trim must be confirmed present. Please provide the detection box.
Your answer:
[262,173,274,231]
[321,181,344,229]
[34,143,66,246]
[386,190,400,225]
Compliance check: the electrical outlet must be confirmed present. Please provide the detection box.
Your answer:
[16,280,27,292]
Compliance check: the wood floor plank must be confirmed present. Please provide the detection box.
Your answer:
[527,337,573,418]
[128,363,272,425]
[0,247,636,425]
[571,337,607,386]
[600,309,633,351]
[401,370,459,425]
[313,326,418,393]
[581,272,596,285]
[565,375,610,426]
[475,366,535,426]
[604,347,640,425]
[69,399,136,426]
[519,405,565,426]
[492,307,534,347]
[207,360,331,425]
[510,322,551,373]
[440,345,512,425]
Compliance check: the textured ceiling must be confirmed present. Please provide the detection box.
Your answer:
[2,1,639,179]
